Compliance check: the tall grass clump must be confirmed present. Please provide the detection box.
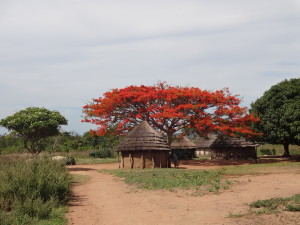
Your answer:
[0,156,70,224]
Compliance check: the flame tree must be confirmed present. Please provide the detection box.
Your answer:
[82,82,258,145]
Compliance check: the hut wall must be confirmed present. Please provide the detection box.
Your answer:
[195,148,211,157]
[121,152,131,168]
[173,149,195,160]
[121,151,169,169]
[153,151,168,168]
[210,147,257,160]
[144,152,153,168]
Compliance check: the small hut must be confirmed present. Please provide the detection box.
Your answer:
[170,136,196,159]
[194,134,217,157]
[115,121,171,169]
[210,136,259,161]
[194,134,259,161]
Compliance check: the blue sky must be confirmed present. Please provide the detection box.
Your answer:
[0,0,299,134]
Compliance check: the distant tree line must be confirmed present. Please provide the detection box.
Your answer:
[1,79,299,157]
[0,131,120,154]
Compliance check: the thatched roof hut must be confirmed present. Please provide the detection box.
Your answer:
[211,136,260,148]
[115,121,170,169]
[170,136,196,159]
[194,134,217,156]
[171,136,196,150]
[194,134,259,161]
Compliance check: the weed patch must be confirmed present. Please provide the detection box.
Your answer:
[76,157,118,165]
[100,168,231,193]
[0,157,70,224]
[249,194,300,215]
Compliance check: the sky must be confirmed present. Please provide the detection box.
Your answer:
[0,0,299,135]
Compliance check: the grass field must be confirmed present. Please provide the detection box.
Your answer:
[101,168,231,193]
[257,144,300,156]
[100,160,300,194]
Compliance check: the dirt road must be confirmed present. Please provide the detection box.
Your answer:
[66,163,300,225]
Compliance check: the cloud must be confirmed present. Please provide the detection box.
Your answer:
[0,0,299,134]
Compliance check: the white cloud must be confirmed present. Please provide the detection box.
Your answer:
[0,0,299,134]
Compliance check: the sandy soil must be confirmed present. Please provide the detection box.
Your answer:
[66,162,300,225]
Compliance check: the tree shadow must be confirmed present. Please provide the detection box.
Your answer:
[68,193,88,207]
[67,167,97,172]
[179,159,253,167]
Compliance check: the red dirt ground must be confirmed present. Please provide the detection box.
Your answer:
[66,161,300,225]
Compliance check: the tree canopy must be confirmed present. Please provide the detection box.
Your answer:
[0,107,68,155]
[250,78,300,156]
[83,82,258,145]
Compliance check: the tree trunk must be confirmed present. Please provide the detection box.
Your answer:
[282,142,290,157]
[167,132,173,146]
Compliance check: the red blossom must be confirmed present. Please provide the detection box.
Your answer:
[82,82,260,145]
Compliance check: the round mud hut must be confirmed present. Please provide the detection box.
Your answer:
[194,134,217,157]
[194,134,259,161]
[170,136,196,160]
[115,121,171,169]
[209,136,259,162]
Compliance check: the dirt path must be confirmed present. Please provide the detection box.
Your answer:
[66,163,300,225]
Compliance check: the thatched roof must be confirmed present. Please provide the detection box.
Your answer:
[194,134,259,148]
[170,136,196,150]
[212,136,260,148]
[115,121,170,152]
[194,134,218,148]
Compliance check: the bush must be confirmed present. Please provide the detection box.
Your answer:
[66,156,76,165]
[172,150,194,160]
[0,157,71,224]
[89,148,114,158]
[260,148,276,156]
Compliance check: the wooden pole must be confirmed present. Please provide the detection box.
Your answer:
[130,153,133,169]
[159,152,162,168]
[152,152,155,168]
[118,152,120,169]
[167,151,169,168]
[141,152,144,169]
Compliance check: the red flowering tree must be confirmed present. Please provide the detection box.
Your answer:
[82,82,259,145]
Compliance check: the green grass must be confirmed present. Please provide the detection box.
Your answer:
[0,156,71,225]
[227,212,247,218]
[249,194,300,214]
[75,157,118,165]
[99,160,300,194]
[100,168,231,192]
[44,151,118,165]
[36,206,68,225]
[71,174,90,184]
[258,144,300,156]
[218,161,300,176]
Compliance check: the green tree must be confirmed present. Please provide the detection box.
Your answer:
[81,131,120,150]
[251,78,300,156]
[0,133,24,153]
[0,107,67,156]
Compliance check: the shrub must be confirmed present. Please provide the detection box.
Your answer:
[66,156,76,165]
[260,148,276,156]
[89,148,114,158]
[172,150,194,160]
[0,157,70,223]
